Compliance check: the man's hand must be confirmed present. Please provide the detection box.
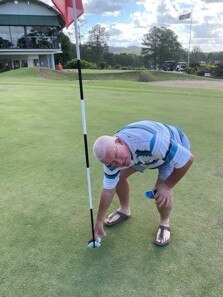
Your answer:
[154,183,173,208]
[94,220,106,240]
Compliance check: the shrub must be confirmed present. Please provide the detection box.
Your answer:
[211,63,223,77]
[64,59,91,69]
[114,64,121,69]
[189,61,200,68]
[186,67,196,75]
[0,60,10,73]
[99,62,107,69]
[89,62,97,69]
[196,68,206,76]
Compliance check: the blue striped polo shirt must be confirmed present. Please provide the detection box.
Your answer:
[103,121,192,189]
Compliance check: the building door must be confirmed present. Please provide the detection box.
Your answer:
[21,60,28,67]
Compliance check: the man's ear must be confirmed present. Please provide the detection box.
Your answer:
[115,137,124,145]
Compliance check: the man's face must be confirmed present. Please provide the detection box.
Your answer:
[102,139,132,167]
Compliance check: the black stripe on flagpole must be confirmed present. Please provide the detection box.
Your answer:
[90,209,95,248]
[83,134,90,168]
[77,59,84,100]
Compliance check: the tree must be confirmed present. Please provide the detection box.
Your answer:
[141,26,184,69]
[85,24,109,68]
[189,46,206,65]
[54,32,75,66]
[105,52,143,69]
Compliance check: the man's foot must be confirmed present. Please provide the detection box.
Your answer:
[104,211,130,227]
[154,225,170,246]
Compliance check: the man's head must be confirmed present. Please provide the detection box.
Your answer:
[93,136,132,167]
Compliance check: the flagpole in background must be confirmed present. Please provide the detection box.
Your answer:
[187,10,193,67]
[179,10,193,68]
[71,0,95,246]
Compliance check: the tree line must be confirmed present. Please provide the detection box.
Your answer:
[55,24,223,71]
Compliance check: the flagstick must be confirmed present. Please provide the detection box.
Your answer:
[187,10,193,67]
[71,0,95,248]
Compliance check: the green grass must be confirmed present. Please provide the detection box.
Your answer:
[0,69,223,297]
[0,67,210,82]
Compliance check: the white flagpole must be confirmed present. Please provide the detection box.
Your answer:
[187,10,193,67]
[71,0,96,247]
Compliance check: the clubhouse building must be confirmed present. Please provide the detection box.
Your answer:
[0,0,65,70]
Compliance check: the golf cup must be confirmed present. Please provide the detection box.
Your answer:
[87,237,101,249]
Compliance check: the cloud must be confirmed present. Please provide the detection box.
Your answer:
[202,0,223,3]
[84,0,129,16]
[40,0,223,51]
[105,22,147,47]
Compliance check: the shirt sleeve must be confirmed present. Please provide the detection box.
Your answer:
[102,164,120,190]
[170,143,192,168]
[155,135,192,169]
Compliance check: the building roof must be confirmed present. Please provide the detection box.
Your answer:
[0,0,65,27]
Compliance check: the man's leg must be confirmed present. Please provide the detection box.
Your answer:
[105,167,137,224]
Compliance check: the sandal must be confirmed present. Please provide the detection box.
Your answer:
[104,211,130,227]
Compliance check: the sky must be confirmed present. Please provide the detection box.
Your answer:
[42,0,223,53]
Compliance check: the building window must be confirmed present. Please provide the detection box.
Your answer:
[10,26,25,48]
[0,26,13,48]
[21,60,28,67]
[0,26,59,49]
[13,60,20,69]
[26,26,59,49]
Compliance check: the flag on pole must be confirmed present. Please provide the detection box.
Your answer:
[179,12,191,20]
[52,0,84,28]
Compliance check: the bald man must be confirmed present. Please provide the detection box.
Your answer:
[93,120,194,246]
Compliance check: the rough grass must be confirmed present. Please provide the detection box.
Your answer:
[0,67,209,82]
[0,69,223,297]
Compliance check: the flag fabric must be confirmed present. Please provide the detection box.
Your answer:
[179,12,191,20]
[52,0,84,28]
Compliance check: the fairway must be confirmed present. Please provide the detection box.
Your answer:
[0,69,223,297]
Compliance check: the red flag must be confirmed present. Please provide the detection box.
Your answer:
[52,0,84,28]
[179,12,191,20]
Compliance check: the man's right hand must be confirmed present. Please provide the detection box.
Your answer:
[94,221,106,240]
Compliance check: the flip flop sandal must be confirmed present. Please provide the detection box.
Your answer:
[104,211,130,227]
[154,225,170,246]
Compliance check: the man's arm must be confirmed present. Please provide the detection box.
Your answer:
[165,155,194,188]
[94,188,116,238]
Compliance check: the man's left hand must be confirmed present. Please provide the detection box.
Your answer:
[154,183,173,208]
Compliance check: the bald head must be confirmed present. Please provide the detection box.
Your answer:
[93,135,116,162]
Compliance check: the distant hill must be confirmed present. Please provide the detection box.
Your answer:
[109,45,141,55]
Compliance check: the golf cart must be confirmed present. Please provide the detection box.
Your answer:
[162,61,175,71]
[176,62,187,72]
